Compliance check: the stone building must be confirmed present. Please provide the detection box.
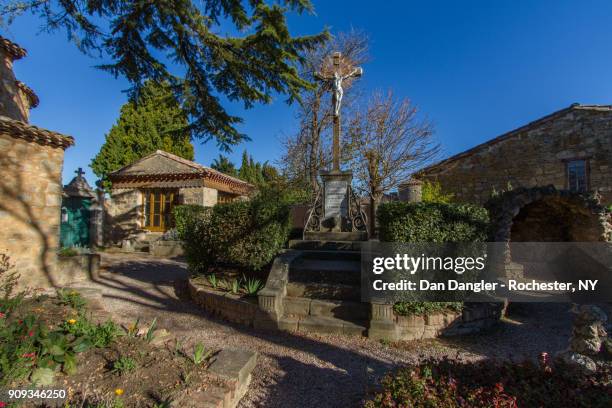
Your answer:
[106,150,253,243]
[416,104,611,243]
[417,104,611,205]
[0,36,74,288]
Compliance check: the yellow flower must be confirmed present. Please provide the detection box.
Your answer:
[67,319,77,325]
[114,388,124,396]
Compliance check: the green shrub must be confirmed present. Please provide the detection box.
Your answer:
[0,253,26,314]
[173,205,208,240]
[393,301,463,316]
[377,202,489,315]
[182,190,291,273]
[377,201,489,243]
[421,180,454,203]
[365,357,611,408]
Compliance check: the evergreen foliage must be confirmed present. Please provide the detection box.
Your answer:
[91,81,194,190]
[377,202,489,243]
[211,155,238,177]
[237,151,281,187]
[4,0,328,150]
[176,189,292,273]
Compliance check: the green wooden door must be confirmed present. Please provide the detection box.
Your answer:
[60,197,92,248]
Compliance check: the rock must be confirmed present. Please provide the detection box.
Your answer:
[556,351,597,373]
[602,337,612,360]
[570,337,602,356]
[575,305,607,324]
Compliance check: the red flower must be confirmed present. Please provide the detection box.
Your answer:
[494,382,504,393]
[0,401,6,407]
[28,330,34,337]
[0,312,5,318]
[22,352,36,359]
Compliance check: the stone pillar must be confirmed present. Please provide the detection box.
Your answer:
[399,178,423,203]
[368,303,398,341]
[90,185,105,247]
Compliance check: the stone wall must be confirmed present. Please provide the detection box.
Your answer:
[0,48,30,122]
[180,186,218,206]
[419,107,612,205]
[105,188,143,243]
[0,133,66,288]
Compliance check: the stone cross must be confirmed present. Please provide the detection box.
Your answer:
[315,52,363,171]
[75,167,85,178]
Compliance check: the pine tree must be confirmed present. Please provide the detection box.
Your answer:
[236,150,281,187]
[91,81,194,190]
[5,0,328,150]
[211,155,238,177]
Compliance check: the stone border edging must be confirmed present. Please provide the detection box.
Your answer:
[254,250,302,330]
[188,279,258,326]
[370,302,504,341]
[206,349,258,408]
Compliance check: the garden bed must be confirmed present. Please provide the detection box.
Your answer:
[1,289,256,407]
[188,277,259,326]
[365,357,612,407]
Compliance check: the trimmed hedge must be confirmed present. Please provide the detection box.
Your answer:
[377,201,489,243]
[176,191,291,274]
[173,204,208,240]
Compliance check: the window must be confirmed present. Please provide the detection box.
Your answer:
[566,159,588,193]
[143,189,178,231]
[218,191,237,204]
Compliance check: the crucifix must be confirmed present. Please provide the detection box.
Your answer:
[75,167,85,178]
[315,52,363,171]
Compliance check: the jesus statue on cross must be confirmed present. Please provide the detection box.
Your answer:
[315,51,363,171]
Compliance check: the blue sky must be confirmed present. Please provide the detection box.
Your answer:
[4,0,612,187]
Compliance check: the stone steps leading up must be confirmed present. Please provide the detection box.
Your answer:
[288,240,365,252]
[283,296,370,320]
[286,282,361,301]
[289,257,361,286]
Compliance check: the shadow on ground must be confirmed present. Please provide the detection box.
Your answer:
[77,252,576,408]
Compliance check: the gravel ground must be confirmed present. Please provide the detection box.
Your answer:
[74,252,575,408]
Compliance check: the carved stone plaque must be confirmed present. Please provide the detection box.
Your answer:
[324,179,348,219]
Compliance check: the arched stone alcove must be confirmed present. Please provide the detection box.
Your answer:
[486,185,611,244]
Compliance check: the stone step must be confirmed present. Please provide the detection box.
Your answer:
[286,282,361,301]
[289,240,366,251]
[298,250,361,262]
[280,315,368,336]
[290,258,361,286]
[283,296,370,320]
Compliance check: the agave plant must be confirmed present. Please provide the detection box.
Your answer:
[230,279,239,295]
[242,276,263,295]
[207,274,218,288]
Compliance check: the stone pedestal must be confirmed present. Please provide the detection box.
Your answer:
[304,170,368,241]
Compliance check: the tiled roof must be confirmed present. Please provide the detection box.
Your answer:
[0,116,74,149]
[15,81,39,108]
[0,36,26,60]
[109,150,255,193]
[417,104,612,176]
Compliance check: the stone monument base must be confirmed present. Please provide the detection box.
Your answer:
[303,231,368,241]
[303,169,368,241]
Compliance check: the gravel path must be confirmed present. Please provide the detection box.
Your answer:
[75,252,575,408]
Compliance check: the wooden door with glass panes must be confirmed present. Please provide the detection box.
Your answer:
[143,189,178,231]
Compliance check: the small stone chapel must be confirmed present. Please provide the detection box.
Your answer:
[105,150,254,244]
